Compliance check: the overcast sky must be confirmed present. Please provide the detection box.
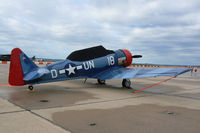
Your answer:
[0,0,200,65]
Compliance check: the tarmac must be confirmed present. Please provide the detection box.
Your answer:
[0,64,200,133]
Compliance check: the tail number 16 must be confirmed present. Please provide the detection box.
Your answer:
[107,56,115,66]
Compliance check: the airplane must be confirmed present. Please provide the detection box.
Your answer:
[9,45,191,91]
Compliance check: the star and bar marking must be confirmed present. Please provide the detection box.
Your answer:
[59,64,83,75]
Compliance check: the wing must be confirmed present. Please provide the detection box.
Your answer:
[96,67,191,80]
[23,67,50,81]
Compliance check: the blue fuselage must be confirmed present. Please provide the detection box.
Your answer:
[26,50,127,85]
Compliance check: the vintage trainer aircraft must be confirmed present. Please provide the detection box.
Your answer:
[9,45,191,91]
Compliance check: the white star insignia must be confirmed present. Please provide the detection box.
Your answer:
[66,64,76,75]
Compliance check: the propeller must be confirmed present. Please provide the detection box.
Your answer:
[132,55,142,58]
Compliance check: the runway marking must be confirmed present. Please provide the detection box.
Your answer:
[0,85,18,87]
[0,85,28,87]
[0,85,12,87]
[134,76,175,93]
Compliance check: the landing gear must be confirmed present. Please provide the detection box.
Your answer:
[27,85,34,92]
[97,79,106,84]
[122,79,131,88]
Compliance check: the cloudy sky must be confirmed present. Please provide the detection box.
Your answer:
[0,0,200,65]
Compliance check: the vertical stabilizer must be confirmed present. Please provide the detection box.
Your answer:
[9,48,38,86]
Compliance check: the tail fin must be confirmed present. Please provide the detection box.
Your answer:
[9,48,38,86]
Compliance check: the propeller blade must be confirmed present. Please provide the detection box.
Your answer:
[132,55,142,58]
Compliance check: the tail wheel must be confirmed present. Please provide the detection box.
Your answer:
[27,85,34,92]
[97,79,106,84]
[122,79,131,88]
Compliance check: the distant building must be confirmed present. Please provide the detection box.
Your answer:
[0,54,11,61]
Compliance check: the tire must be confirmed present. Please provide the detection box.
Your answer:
[122,79,131,88]
[97,79,106,84]
[28,85,34,91]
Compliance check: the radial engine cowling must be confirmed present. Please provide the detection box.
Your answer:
[117,49,132,67]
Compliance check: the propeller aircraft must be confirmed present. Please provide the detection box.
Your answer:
[9,45,191,91]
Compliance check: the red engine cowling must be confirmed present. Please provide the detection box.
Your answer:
[121,49,132,67]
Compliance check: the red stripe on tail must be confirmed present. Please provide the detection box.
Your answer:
[8,48,25,86]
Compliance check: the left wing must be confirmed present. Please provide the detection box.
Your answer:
[95,67,191,80]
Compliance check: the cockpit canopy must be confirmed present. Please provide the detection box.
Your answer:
[67,45,115,61]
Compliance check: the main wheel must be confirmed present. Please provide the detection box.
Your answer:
[97,79,106,84]
[27,85,34,91]
[122,79,131,88]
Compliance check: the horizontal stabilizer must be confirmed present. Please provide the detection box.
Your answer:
[23,68,50,81]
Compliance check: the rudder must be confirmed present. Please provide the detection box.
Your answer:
[9,48,38,86]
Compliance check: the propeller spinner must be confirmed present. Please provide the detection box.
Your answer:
[121,49,143,66]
